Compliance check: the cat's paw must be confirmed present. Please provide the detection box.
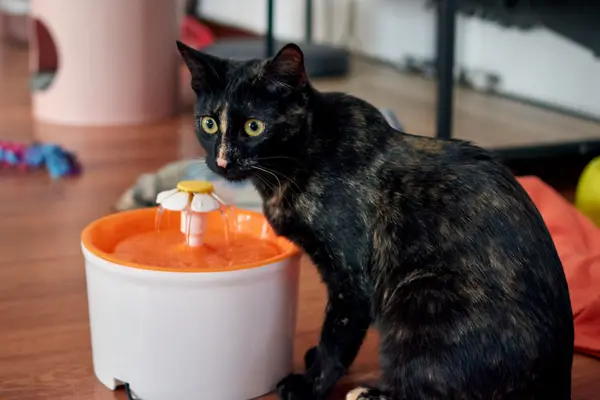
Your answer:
[346,387,369,400]
[276,373,315,400]
[304,346,318,370]
[346,387,390,400]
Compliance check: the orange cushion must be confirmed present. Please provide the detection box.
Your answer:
[518,176,600,358]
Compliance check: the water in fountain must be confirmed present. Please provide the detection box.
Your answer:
[112,228,282,270]
[210,191,238,243]
[155,205,165,232]
[184,209,194,247]
[111,184,281,271]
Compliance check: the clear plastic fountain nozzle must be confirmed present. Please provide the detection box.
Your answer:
[156,180,224,247]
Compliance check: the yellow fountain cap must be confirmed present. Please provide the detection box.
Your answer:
[176,180,214,194]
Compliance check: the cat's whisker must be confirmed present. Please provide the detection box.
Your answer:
[251,166,281,188]
[250,169,277,193]
[254,165,299,197]
[256,174,276,193]
[256,164,302,194]
[251,165,284,198]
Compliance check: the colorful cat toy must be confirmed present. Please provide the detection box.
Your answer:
[0,141,80,179]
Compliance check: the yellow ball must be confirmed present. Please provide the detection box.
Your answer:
[176,180,214,195]
[575,156,600,227]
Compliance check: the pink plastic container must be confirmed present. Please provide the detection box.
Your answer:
[30,0,179,126]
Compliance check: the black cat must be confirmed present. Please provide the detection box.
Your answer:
[177,41,574,400]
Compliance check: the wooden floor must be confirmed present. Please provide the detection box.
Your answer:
[1,39,599,399]
[314,61,600,149]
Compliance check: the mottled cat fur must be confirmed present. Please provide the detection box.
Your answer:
[177,41,574,399]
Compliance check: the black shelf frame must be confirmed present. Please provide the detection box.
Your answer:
[434,0,600,161]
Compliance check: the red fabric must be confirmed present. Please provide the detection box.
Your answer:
[517,176,600,359]
[181,16,215,50]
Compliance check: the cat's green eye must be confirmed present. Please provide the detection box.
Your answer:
[244,119,265,137]
[201,116,218,134]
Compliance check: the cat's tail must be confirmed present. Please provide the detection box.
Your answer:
[346,387,395,400]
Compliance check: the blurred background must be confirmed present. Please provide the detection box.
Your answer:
[2,0,599,195]
[1,1,599,399]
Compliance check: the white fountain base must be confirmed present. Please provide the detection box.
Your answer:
[81,245,301,400]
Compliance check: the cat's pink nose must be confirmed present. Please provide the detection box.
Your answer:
[216,157,228,168]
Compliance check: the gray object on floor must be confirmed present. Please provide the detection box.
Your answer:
[114,108,404,211]
[379,108,405,132]
[202,38,350,78]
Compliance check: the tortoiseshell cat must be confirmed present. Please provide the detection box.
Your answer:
[177,41,574,400]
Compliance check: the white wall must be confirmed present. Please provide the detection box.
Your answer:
[199,0,600,119]
[460,19,600,118]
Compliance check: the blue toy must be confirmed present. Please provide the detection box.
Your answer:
[0,141,80,179]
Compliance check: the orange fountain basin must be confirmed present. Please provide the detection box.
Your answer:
[81,207,298,272]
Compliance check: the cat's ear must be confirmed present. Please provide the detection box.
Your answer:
[176,40,226,93]
[260,43,308,95]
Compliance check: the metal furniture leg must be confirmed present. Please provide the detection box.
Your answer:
[435,0,457,140]
[266,0,275,57]
[305,0,313,44]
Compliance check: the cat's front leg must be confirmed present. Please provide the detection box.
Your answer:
[277,286,371,400]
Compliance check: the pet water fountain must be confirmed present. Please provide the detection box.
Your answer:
[81,180,301,400]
